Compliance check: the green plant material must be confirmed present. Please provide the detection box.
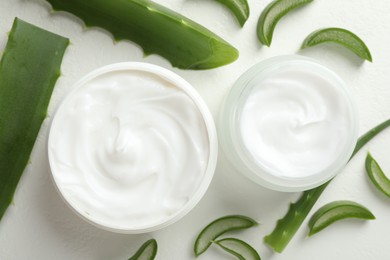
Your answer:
[0,18,68,221]
[264,118,390,253]
[352,120,390,157]
[264,184,328,253]
[194,215,258,256]
[257,0,313,46]
[213,238,261,260]
[308,201,375,237]
[213,0,250,27]
[129,239,157,260]
[365,153,390,198]
[301,28,372,62]
[46,0,238,70]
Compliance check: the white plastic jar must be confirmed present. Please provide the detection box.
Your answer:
[48,63,217,233]
[219,56,358,192]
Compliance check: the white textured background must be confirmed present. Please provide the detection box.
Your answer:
[1,0,390,259]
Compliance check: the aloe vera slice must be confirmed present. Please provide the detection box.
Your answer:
[194,215,258,256]
[365,153,390,198]
[128,239,157,260]
[308,201,375,236]
[301,28,372,62]
[257,0,313,46]
[0,18,69,221]
[212,0,250,27]
[264,118,390,253]
[46,0,238,70]
[213,238,261,260]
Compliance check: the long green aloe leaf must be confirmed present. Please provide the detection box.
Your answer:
[46,0,238,70]
[264,118,390,253]
[0,18,69,221]
[212,0,250,27]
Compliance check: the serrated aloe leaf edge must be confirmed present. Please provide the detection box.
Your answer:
[264,118,390,253]
[308,200,375,237]
[0,18,69,221]
[46,0,238,70]
[128,239,157,260]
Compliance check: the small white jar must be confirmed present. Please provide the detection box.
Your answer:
[219,56,358,192]
[48,62,217,233]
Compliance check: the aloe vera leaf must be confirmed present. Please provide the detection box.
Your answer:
[264,118,390,253]
[214,238,261,260]
[194,215,258,256]
[365,153,390,198]
[213,0,250,27]
[301,28,372,62]
[352,119,390,157]
[257,0,313,46]
[45,0,238,70]
[128,239,157,260]
[307,201,375,237]
[0,18,69,221]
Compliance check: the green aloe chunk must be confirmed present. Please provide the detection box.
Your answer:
[213,238,261,260]
[128,239,157,260]
[365,153,390,198]
[257,0,313,46]
[301,28,372,62]
[194,215,258,256]
[264,118,390,253]
[308,201,375,237]
[212,0,250,27]
[46,0,238,70]
[0,18,69,221]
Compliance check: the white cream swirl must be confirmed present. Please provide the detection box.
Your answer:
[240,68,353,178]
[49,70,209,229]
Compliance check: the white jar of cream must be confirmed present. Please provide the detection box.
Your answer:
[48,63,217,233]
[219,56,358,192]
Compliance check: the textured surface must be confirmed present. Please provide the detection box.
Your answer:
[1,0,390,259]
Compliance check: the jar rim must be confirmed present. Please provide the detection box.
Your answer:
[219,55,359,192]
[48,62,218,233]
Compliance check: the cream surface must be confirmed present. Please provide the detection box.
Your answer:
[240,67,353,178]
[49,70,209,229]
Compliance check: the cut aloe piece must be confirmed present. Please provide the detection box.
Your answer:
[213,0,250,27]
[308,201,375,236]
[264,118,390,253]
[301,28,372,62]
[128,239,157,260]
[46,0,238,70]
[214,238,261,260]
[365,153,390,198]
[257,0,313,46]
[0,18,69,221]
[194,215,258,256]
